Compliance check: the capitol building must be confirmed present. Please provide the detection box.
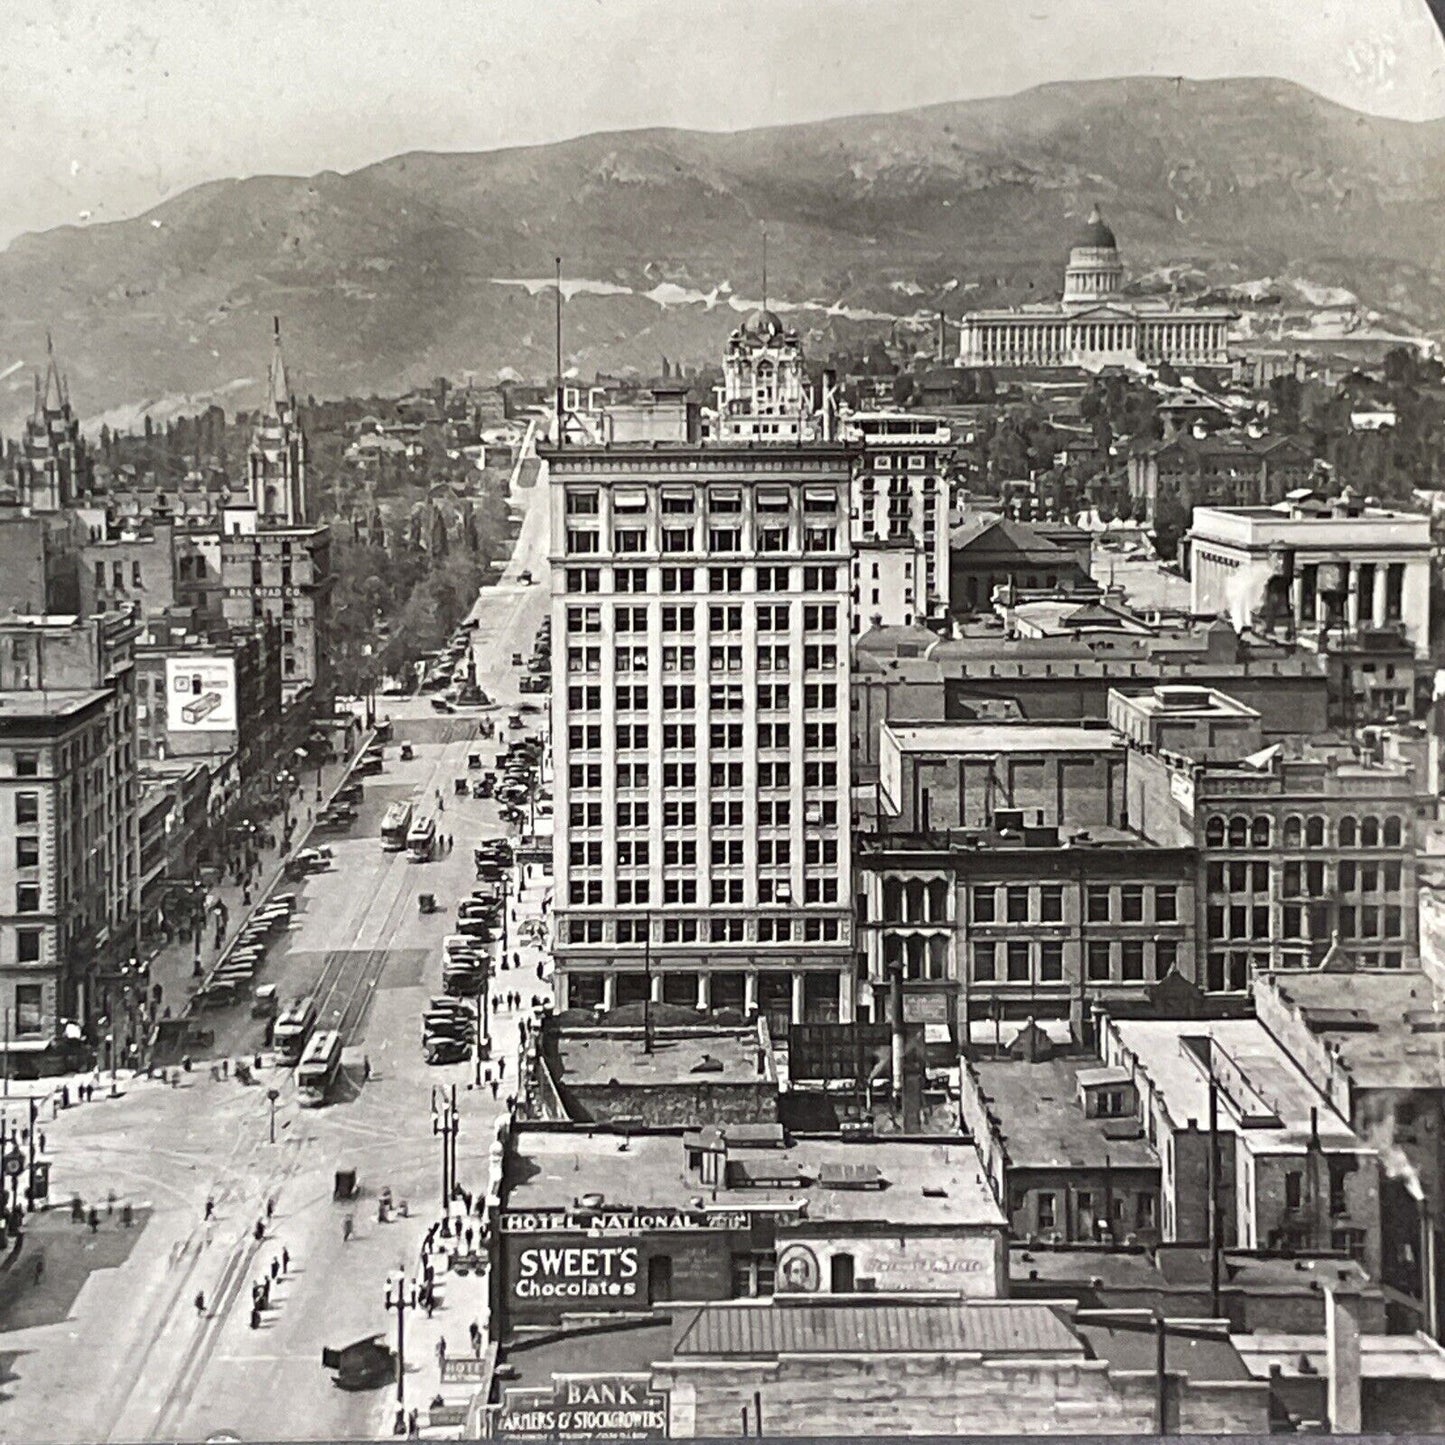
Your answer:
[957,207,1236,371]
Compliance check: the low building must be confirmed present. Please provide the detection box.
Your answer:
[1102,1016,1382,1275]
[1255,965,1445,1332]
[961,1047,1162,1246]
[1119,685,1426,985]
[949,516,1093,615]
[491,1125,1008,1334]
[1127,431,1314,524]
[1188,489,1432,658]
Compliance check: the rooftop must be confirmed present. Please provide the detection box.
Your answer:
[551,1028,770,1089]
[883,720,1121,756]
[1078,1316,1251,1384]
[1235,1332,1445,1382]
[670,1299,1079,1359]
[0,688,110,721]
[504,1128,1005,1229]
[1259,970,1445,1090]
[1113,684,1261,723]
[499,1321,675,1392]
[971,1058,1158,1170]
[1106,1019,1368,1158]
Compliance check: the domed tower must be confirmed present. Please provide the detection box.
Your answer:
[718,308,810,441]
[1062,205,1124,310]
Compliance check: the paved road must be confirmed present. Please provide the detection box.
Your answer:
[0,465,554,1443]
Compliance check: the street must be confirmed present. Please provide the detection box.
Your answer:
[0,461,553,1442]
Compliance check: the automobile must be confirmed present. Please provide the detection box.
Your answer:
[472,777,493,800]
[518,675,547,694]
[296,846,333,870]
[252,983,280,1019]
[335,783,363,805]
[511,652,524,666]
[382,682,412,697]
[442,933,484,959]
[423,1012,475,1037]
[426,1037,470,1066]
[430,698,456,714]
[519,701,542,714]
[426,997,474,1019]
[507,713,524,730]
[519,570,533,584]
[457,918,494,941]
[419,675,447,693]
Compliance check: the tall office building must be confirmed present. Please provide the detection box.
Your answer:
[542,312,859,1029]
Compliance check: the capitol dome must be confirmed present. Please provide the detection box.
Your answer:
[1074,205,1117,252]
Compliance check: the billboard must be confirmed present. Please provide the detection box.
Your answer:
[510,1238,643,1308]
[165,657,238,733]
[497,1375,668,1442]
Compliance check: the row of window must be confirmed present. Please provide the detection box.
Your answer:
[970,938,1180,984]
[571,837,839,868]
[569,643,841,675]
[569,565,839,594]
[566,487,839,516]
[570,682,839,712]
[973,884,1178,926]
[566,527,839,557]
[569,721,840,751]
[563,915,843,944]
[570,799,832,828]
[1210,858,1403,896]
[570,760,840,790]
[568,603,840,634]
[1204,813,1407,850]
[571,874,842,905]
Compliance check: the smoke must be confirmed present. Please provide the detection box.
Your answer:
[1361,1097,1426,1203]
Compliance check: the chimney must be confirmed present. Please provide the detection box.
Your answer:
[1325,1285,1363,1434]
[937,311,947,365]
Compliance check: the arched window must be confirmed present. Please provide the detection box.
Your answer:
[1249,816,1271,849]
[1227,816,1249,849]
[1205,816,1226,848]
[1306,816,1326,848]
[1284,816,1303,848]
[754,361,776,410]
[905,879,927,924]
[1384,816,1403,848]
[1360,816,1380,849]
[1338,816,1357,848]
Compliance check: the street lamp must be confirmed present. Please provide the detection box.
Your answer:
[267,1087,280,1144]
[431,1085,459,1223]
[384,1272,419,1405]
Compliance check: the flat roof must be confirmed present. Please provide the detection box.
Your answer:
[0,688,110,720]
[505,1129,1005,1229]
[1107,1019,1367,1157]
[1078,1318,1252,1383]
[971,1059,1158,1170]
[884,720,1121,755]
[551,1029,769,1089]
[499,1321,675,1390]
[1261,971,1445,1090]
[1235,1332,1445,1382]
[670,1300,1079,1358]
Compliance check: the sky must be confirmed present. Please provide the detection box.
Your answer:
[1,0,1441,247]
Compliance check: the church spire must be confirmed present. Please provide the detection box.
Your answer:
[266,315,291,419]
[40,331,64,413]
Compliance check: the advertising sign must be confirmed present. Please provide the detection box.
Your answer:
[497,1375,668,1442]
[778,1233,999,1297]
[165,657,238,733]
[440,1356,489,1385]
[501,1207,755,1235]
[510,1239,643,1308]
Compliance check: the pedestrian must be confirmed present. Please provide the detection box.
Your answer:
[469,1320,481,1355]
[205,1197,215,1222]
[513,952,520,970]
[88,1207,99,1234]
[195,1291,206,1316]
[266,1195,275,1220]
[363,1056,371,1082]
[282,1246,291,1273]
[249,1306,261,1331]
[497,1057,505,1080]
[254,1218,265,1242]
[343,1214,353,1243]
[436,1337,447,1368]
[107,1189,116,1216]
[408,1408,419,1439]
[489,1077,498,1100]
[270,1256,280,1281]
[122,1202,133,1228]
[71,1195,83,1224]
[425,1291,435,1320]
[33,1256,44,1284]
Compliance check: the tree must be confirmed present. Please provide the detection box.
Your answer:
[1151,490,1190,562]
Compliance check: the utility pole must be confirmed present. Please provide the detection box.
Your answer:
[1207,1056,1222,1318]
[384,1274,418,1405]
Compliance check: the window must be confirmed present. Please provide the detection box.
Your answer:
[15,837,39,869]
[1120,886,1144,923]
[1037,1193,1057,1230]
[1155,887,1177,923]
[1086,886,1111,923]
[708,528,741,553]
[971,942,996,981]
[16,930,41,964]
[13,753,38,778]
[1156,940,1178,977]
[1006,941,1030,981]
[1285,1171,1302,1211]
[1121,941,1146,981]
[1006,887,1029,923]
[15,883,40,914]
[1039,941,1064,981]
[565,488,600,515]
[15,793,38,826]
[1086,941,1111,981]
[13,984,43,1037]
[566,567,600,594]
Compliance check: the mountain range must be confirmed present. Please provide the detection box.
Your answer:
[1,75,1442,431]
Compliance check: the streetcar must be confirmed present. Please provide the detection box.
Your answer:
[273,994,319,1064]
[380,800,415,852]
[406,816,437,862]
[296,1029,344,1107]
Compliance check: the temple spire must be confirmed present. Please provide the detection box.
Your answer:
[266,315,291,418]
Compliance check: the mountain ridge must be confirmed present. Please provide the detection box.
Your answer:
[2,75,1441,429]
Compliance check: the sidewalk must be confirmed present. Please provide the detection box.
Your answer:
[384,862,553,1439]
[145,737,372,1037]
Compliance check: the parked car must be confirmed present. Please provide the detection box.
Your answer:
[431,698,456,714]
[426,1037,470,1065]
